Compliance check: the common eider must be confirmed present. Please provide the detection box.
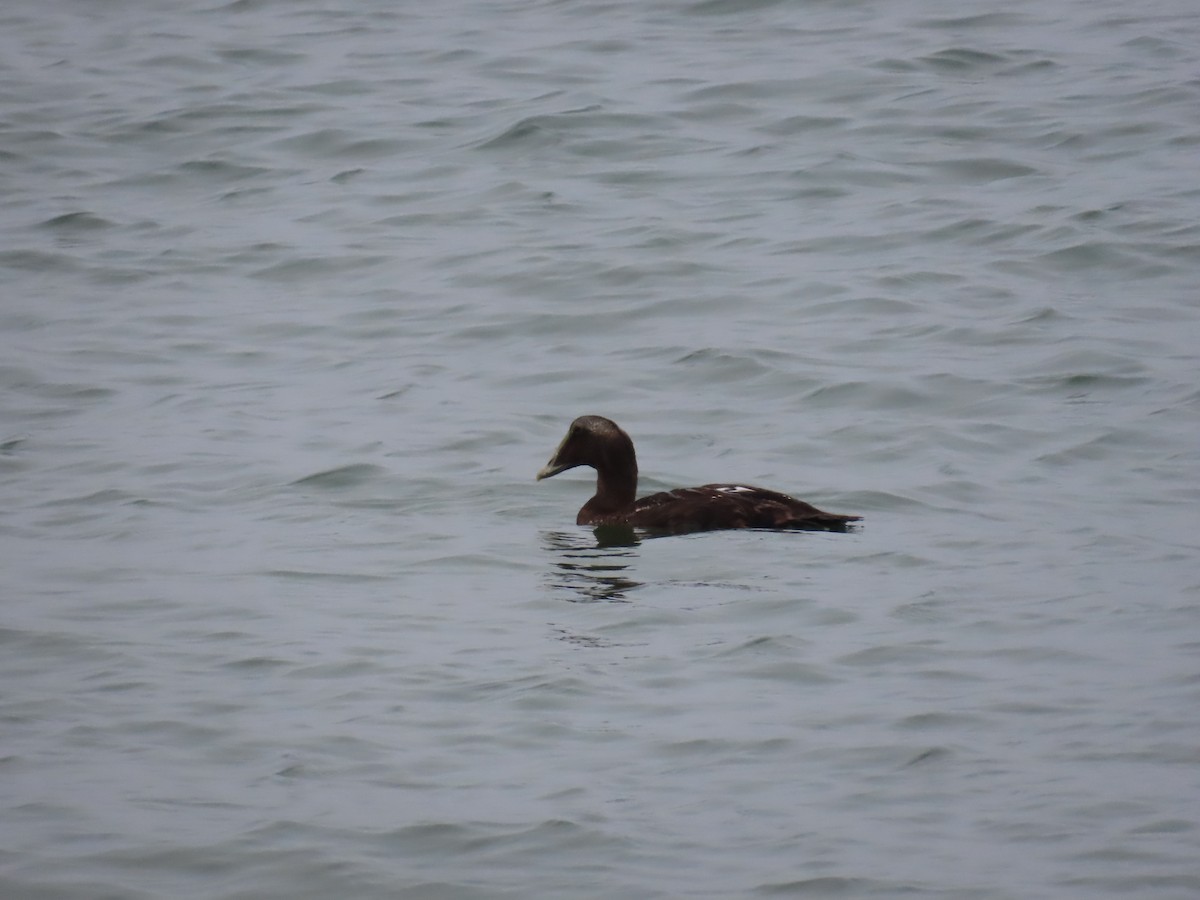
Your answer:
[537,415,861,533]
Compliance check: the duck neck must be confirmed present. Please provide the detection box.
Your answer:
[590,455,638,513]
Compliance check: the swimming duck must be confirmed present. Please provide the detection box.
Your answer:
[537,415,861,533]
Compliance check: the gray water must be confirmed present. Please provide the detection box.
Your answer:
[2,0,1199,897]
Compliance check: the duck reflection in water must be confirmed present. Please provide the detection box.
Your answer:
[542,529,642,603]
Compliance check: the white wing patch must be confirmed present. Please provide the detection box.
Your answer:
[712,485,754,494]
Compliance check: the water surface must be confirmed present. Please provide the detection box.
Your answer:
[2,1,1198,897]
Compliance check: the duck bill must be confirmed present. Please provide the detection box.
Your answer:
[536,435,577,480]
[537,427,584,480]
[536,458,571,481]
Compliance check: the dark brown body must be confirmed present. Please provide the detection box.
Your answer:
[538,415,860,534]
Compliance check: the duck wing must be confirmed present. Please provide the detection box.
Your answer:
[626,484,860,533]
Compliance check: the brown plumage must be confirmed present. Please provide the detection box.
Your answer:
[537,415,861,533]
